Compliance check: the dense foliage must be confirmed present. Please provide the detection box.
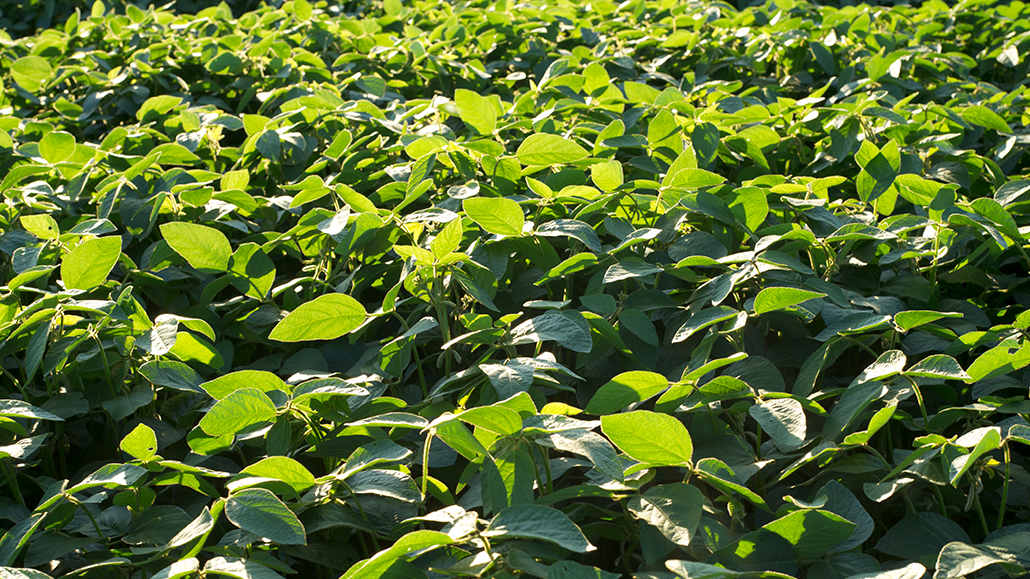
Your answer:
[1,0,1030,578]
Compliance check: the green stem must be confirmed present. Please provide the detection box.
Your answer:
[998,442,1011,531]
[93,333,119,397]
[933,484,948,517]
[2,460,24,507]
[529,443,548,497]
[67,495,106,542]
[971,479,990,538]
[863,445,892,470]
[901,489,917,515]
[904,376,932,435]
[0,367,29,400]
[845,336,880,359]
[432,267,452,376]
[421,432,432,501]
[339,481,380,550]
[537,444,553,495]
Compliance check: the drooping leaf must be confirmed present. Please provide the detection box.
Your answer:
[483,505,594,552]
[225,488,306,545]
[627,483,704,547]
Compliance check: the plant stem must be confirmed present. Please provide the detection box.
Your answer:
[421,432,432,500]
[997,442,1011,531]
[2,460,24,507]
[971,479,990,538]
[904,376,932,435]
[933,484,948,517]
[67,495,106,542]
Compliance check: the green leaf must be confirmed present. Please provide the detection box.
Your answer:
[536,219,602,252]
[601,410,692,466]
[204,556,284,579]
[0,567,57,579]
[38,131,76,164]
[585,371,669,414]
[201,370,288,400]
[966,342,1030,381]
[433,418,487,460]
[843,403,897,446]
[463,197,524,237]
[693,458,766,508]
[10,56,52,93]
[293,0,313,19]
[269,293,367,342]
[667,168,726,189]
[256,130,281,160]
[454,89,497,135]
[536,252,599,285]
[20,214,60,240]
[876,512,970,562]
[591,160,624,191]
[346,413,429,429]
[138,95,183,123]
[509,311,592,353]
[618,308,659,346]
[815,480,875,553]
[672,307,738,343]
[516,134,589,166]
[483,505,594,552]
[341,530,453,579]
[903,354,971,380]
[949,427,1001,485]
[961,105,1012,133]
[935,534,1030,579]
[707,529,798,576]
[160,222,231,272]
[431,218,463,260]
[457,406,523,436]
[480,362,534,399]
[548,429,624,482]
[148,559,201,579]
[199,388,277,436]
[893,310,962,331]
[61,236,121,291]
[68,463,148,493]
[0,400,63,421]
[240,456,316,496]
[135,318,178,357]
[120,423,158,461]
[627,483,704,547]
[226,488,305,545]
[221,170,250,191]
[822,381,884,443]
[229,243,276,300]
[0,514,45,565]
[763,510,856,561]
[340,440,412,479]
[548,561,620,579]
[749,398,807,452]
[753,288,825,314]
